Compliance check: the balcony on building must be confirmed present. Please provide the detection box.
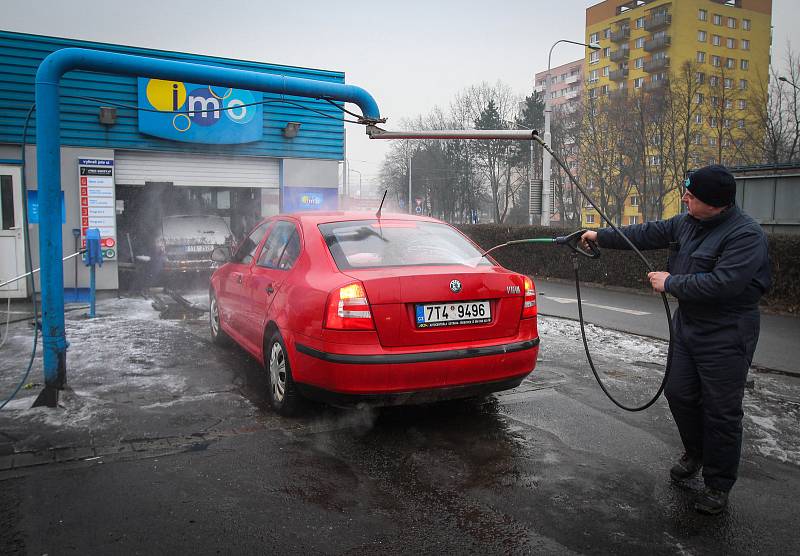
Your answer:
[534,84,545,93]
[644,12,672,32]
[610,47,630,63]
[564,89,580,100]
[610,27,630,43]
[565,74,580,85]
[609,88,628,100]
[643,56,670,73]
[644,35,671,52]
[609,68,629,81]
[644,79,669,92]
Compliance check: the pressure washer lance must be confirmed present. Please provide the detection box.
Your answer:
[482,228,672,412]
[0,250,86,290]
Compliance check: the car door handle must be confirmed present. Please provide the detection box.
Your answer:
[266,284,274,294]
[234,273,243,284]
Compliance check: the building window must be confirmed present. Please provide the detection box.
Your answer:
[650,155,661,166]
[725,98,733,109]
[695,93,704,104]
[713,14,722,25]
[603,28,611,39]
[635,37,646,48]
[603,66,609,77]
[711,95,719,106]
[699,9,708,21]
[727,38,736,49]
[697,51,706,63]
[590,32,599,43]
[589,87,597,99]
[737,119,745,129]
[629,215,639,225]
[634,77,644,88]
[636,16,645,28]
[630,195,639,207]
[693,133,704,145]
[710,137,718,147]
[696,72,706,84]
[726,58,736,69]
[710,116,718,127]
[589,69,599,83]
[601,84,609,95]
[741,39,750,50]
[740,59,749,70]
[603,46,611,57]
[710,75,719,87]
[738,99,747,109]
[586,214,595,224]
[743,19,751,31]
[698,30,707,42]
[724,78,733,89]
[712,55,721,67]
[739,79,748,90]
[724,118,731,128]
[635,57,644,69]
[590,50,600,64]
[728,17,737,29]
[723,137,731,147]
[694,113,703,125]
[712,35,721,46]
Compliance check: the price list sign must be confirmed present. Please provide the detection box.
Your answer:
[78,158,117,260]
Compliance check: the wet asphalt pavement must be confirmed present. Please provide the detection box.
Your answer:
[1,295,799,554]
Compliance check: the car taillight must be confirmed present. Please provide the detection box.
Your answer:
[522,276,537,319]
[324,282,375,330]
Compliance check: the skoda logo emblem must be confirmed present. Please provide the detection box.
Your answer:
[449,279,462,293]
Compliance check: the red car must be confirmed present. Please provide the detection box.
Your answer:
[209,212,539,415]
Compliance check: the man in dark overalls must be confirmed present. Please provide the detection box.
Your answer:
[581,165,771,514]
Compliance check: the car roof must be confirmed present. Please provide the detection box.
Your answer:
[284,211,441,225]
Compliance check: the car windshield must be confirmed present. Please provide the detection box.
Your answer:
[319,220,491,269]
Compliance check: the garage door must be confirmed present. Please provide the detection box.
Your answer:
[115,151,280,188]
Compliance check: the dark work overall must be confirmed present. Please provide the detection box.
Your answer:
[597,206,771,492]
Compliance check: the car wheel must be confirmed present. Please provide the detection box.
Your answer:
[266,331,301,416]
[209,291,231,346]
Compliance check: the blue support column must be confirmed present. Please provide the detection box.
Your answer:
[33,48,382,407]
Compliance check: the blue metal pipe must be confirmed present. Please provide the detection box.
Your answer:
[35,48,382,394]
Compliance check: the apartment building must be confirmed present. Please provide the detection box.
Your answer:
[581,0,772,227]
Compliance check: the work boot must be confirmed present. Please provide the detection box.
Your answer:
[694,487,729,515]
[670,453,702,482]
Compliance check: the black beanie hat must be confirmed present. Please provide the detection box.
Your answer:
[684,165,736,207]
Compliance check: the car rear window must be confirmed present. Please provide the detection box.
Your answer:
[319,220,491,269]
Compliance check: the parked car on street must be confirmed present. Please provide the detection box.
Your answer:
[209,212,539,415]
[156,214,234,274]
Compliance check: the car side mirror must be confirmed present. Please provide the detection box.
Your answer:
[211,246,231,263]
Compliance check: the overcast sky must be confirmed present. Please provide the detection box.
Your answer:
[4,0,798,194]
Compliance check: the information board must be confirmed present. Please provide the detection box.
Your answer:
[78,158,117,260]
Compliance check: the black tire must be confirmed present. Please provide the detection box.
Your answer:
[209,291,232,346]
[265,330,302,416]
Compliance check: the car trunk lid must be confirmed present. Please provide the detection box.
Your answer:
[342,266,525,347]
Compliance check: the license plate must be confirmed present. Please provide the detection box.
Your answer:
[185,245,210,253]
[415,301,491,328]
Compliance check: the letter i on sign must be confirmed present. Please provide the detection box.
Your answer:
[173,83,179,111]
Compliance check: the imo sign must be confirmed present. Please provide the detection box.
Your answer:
[138,78,263,144]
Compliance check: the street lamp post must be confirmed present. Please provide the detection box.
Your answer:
[349,168,362,198]
[542,39,600,226]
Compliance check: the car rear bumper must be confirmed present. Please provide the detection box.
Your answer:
[291,336,539,397]
[296,373,529,407]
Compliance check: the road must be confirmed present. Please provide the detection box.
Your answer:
[534,278,800,376]
[1,296,798,554]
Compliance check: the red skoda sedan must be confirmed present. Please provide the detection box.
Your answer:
[209,212,539,415]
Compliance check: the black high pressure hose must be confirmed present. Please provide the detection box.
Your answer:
[531,134,675,412]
